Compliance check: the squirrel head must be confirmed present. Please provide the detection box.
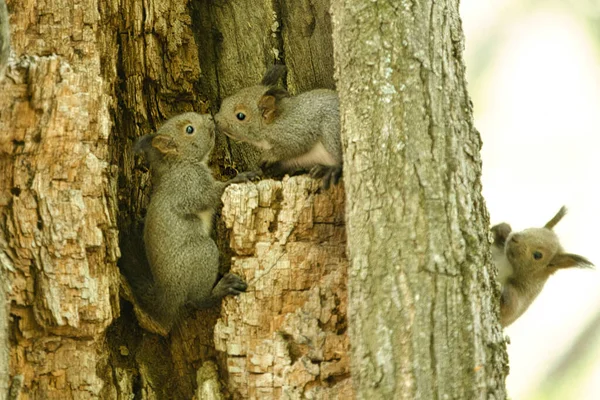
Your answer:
[134,112,215,166]
[214,65,289,148]
[504,206,593,279]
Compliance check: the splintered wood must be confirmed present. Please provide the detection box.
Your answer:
[216,176,352,399]
[0,55,120,397]
[0,2,119,397]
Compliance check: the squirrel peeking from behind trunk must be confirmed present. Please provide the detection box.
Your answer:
[214,65,343,189]
[130,112,249,334]
[491,206,593,327]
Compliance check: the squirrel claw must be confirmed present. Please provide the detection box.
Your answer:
[228,169,262,184]
[310,165,343,190]
[491,223,512,247]
[309,165,328,179]
[213,273,248,298]
[260,161,288,178]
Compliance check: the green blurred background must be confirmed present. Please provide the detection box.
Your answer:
[461,0,600,398]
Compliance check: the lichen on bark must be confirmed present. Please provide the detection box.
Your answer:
[331,0,508,398]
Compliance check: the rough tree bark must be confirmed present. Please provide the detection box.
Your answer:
[331,0,508,398]
[1,0,507,398]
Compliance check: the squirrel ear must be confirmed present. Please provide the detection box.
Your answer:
[544,206,567,229]
[548,253,594,269]
[258,95,278,124]
[151,134,178,154]
[258,88,289,124]
[261,64,286,86]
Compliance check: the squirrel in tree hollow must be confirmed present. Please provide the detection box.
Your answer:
[214,65,343,189]
[0,0,9,75]
[491,206,593,327]
[133,112,249,333]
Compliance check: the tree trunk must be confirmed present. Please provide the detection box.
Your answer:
[1,0,508,398]
[330,1,508,398]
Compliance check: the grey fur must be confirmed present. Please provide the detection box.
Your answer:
[133,112,247,332]
[215,66,342,188]
[260,64,286,86]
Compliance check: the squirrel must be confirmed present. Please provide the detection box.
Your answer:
[0,0,9,75]
[132,112,249,333]
[214,65,343,189]
[491,206,593,327]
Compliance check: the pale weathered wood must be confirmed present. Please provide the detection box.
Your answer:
[215,176,352,399]
[331,0,508,398]
[1,0,119,397]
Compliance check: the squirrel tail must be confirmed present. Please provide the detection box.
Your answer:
[118,220,178,331]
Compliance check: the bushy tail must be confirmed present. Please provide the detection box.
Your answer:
[118,220,178,334]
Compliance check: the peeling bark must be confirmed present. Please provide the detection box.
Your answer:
[1,1,119,396]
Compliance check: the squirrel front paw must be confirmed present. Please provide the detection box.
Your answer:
[227,169,263,184]
[491,223,512,247]
[260,161,287,178]
[212,273,248,298]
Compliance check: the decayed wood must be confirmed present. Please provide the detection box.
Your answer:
[1,1,119,397]
[215,177,352,399]
[108,1,341,398]
[2,0,344,398]
[331,0,508,398]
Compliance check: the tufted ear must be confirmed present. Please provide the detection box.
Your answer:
[258,88,289,124]
[544,206,567,229]
[151,134,178,154]
[548,253,594,269]
[261,64,286,86]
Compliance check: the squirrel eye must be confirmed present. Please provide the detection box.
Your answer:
[533,251,543,260]
[185,125,194,135]
[236,112,246,121]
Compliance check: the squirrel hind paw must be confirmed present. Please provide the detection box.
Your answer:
[311,165,343,190]
[310,165,328,179]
